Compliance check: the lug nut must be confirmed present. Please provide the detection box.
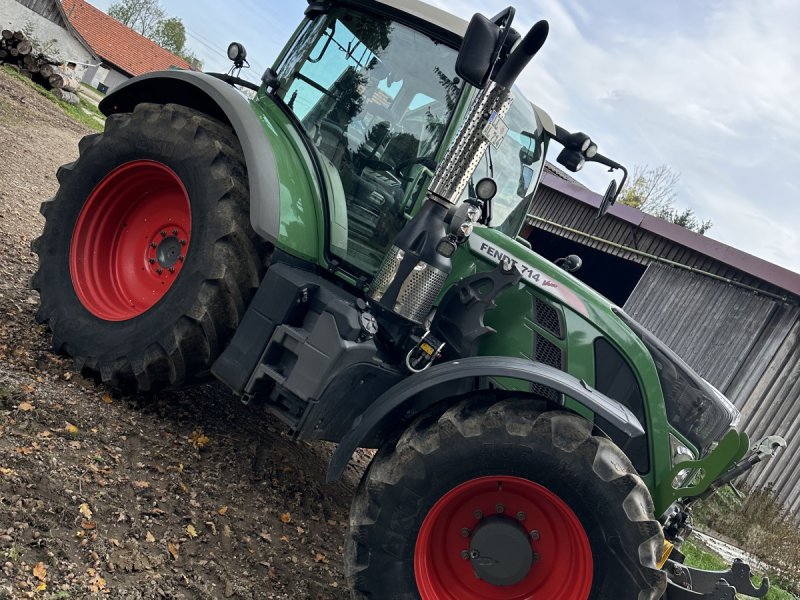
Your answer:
[460,528,470,538]
[150,242,157,248]
[171,229,178,235]
[517,511,526,521]
[529,530,540,540]
[532,552,540,563]
[495,504,505,513]
[148,258,155,264]
[473,510,483,520]
[461,550,469,560]
[156,268,163,274]
[470,549,480,559]
[179,239,186,246]
[160,230,167,237]
[168,267,175,273]
[178,255,184,262]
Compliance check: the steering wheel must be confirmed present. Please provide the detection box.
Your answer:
[394,155,437,182]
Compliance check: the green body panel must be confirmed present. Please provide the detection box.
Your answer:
[446,227,745,515]
[655,429,749,509]
[249,94,324,263]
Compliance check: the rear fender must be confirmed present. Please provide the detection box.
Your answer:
[326,356,644,481]
[99,70,281,244]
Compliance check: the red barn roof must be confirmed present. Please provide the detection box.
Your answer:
[61,0,193,76]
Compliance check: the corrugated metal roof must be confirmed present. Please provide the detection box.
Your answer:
[529,173,800,299]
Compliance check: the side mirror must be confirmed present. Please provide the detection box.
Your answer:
[597,179,618,218]
[555,254,582,273]
[455,14,501,88]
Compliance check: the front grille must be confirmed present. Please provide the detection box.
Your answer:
[531,333,564,402]
[535,333,563,369]
[535,297,563,338]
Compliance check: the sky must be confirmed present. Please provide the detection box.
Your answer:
[88,0,800,274]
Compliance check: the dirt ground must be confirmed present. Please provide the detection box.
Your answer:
[0,69,360,598]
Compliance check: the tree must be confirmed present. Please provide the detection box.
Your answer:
[106,1,202,69]
[152,17,186,54]
[618,164,712,234]
[108,0,165,37]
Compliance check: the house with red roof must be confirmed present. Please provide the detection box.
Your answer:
[61,0,193,92]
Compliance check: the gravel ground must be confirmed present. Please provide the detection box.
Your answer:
[0,68,361,599]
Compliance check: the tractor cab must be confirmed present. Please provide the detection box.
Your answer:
[270,1,548,273]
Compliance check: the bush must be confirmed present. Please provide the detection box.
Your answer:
[692,485,800,593]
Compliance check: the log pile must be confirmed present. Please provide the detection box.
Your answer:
[1,29,80,104]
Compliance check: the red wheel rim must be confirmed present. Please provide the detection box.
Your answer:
[415,476,593,600]
[69,160,191,321]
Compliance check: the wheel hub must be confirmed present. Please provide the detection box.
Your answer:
[155,235,184,268]
[469,516,533,586]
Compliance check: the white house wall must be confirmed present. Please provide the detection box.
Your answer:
[0,0,94,78]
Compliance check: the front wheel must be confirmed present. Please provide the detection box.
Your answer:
[346,398,667,599]
[32,103,267,392]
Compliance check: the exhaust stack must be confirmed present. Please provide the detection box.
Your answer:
[370,16,549,326]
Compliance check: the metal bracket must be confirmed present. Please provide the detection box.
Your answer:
[665,558,769,598]
[753,435,787,460]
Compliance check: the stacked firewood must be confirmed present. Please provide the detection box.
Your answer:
[1,29,80,104]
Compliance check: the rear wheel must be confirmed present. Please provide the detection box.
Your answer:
[32,103,267,391]
[346,397,667,599]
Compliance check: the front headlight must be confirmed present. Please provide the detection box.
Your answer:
[670,433,695,488]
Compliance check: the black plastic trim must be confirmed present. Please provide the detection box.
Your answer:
[326,356,645,481]
[99,70,281,244]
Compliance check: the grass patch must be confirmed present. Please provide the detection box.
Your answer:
[683,540,797,599]
[1,65,105,132]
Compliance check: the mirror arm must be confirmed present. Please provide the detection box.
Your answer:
[588,153,628,204]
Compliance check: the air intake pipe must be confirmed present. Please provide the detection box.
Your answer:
[370,16,549,329]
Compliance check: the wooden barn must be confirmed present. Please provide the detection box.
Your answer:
[524,166,800,514]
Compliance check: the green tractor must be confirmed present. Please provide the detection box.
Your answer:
[32,1,785,597]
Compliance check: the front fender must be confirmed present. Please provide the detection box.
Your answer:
[326,356,644,481]
[99,70,281,245]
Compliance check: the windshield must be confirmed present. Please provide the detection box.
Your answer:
[275,8,461,273]
[615,309,740,453]
[459,94,546,237]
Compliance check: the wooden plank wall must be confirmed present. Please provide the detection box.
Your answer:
[625,263,800,514]
[15,0,62,25]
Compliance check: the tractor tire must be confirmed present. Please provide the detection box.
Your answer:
[346,397,667,600]
[32,103,267,392]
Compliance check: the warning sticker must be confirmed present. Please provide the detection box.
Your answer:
[482,111,509,148]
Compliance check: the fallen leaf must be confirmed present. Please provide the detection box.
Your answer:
[186,524,198,539]
[81,519,96,530]
[0,467,17,477]
[145,531,156,543]
[217,506,228,516]
[69,441,81,449]
[167,541,179,560]
[65,422,79,434]
[35,582,47,592]
[101,392,112,404]
[33,562,46,581]
[259,531,272,543]
[131,480,150,489]
[20,383,35,394]
[18,401,33,411]
[179,482,189,494]
[296,526,305,535]
[279,512,292,524]
[314,552,328,563]
[189,430,209,449]
[63,371,72,381]
[38,430,52,438]
[79,503,93,519]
